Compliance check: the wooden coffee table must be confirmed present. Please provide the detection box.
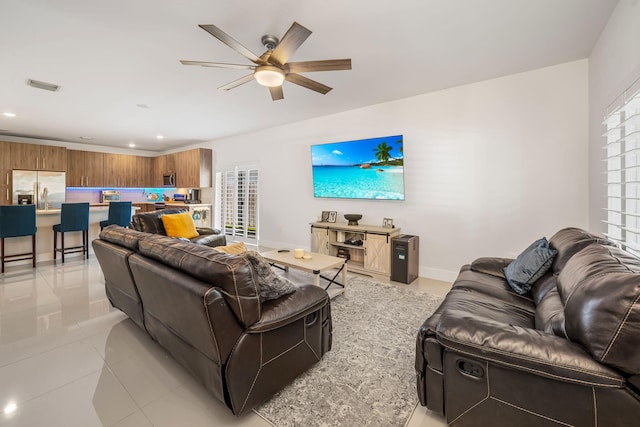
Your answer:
[261,250,347,298]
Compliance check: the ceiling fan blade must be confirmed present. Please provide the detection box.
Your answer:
[269,86,284,101]
[199,24,261,63]
[218,73,255,91]
[180,60,255,70]
[285,59,352,73]
[285,73,332,95]
[269,22,312,66]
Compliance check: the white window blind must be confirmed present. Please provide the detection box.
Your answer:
[215,166,259,242]
[604,76,640,256]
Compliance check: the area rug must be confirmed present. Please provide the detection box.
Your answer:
[254,273,443,427]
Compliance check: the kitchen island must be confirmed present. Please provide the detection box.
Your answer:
[4,205,139,266]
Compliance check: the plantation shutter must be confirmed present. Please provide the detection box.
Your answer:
[215,166,259,242]
[604,77,640,255]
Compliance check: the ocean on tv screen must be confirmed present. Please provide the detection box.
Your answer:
[312,165,404,200]
[311,134,405,200]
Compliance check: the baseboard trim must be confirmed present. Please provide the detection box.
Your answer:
[420,266,458,283]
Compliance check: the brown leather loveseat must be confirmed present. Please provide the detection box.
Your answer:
[416,227,640,426]
[93,226,332,415]
[129,208,227,247]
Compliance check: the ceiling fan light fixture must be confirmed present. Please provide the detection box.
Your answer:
[254,66,285,87]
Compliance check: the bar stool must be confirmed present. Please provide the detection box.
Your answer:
[99,201,132,230]
[0,205,37,273]
[53,203,90,263]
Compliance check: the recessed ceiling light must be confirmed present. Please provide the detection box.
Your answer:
[3,402,17,414]
[156,135,164,140]
[2,112,16,117]
[79,136,93,140]
[136,104,149,109]
[129,143,136,148]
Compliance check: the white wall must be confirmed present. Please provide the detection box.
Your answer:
[209,60,589,281]
[588,0,640,234]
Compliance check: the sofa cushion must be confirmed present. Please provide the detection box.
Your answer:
[138,234,261,327]
[98,225,147,251]
[504,238,557,295]
[534,285,566,337]
[130,208,186,235]
[470,257,512,279]
[548,227,616,274]
[530,271,557,305]
[161,211,199,239]
[454,265,535,313]
[241,251,296,301]
[558,244,640,375]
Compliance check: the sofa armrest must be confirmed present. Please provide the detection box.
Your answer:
[247,285,329,333]
[436,309,624,387]
[469,257,513,278]
[190,233,226,247]
[196,227,222,235]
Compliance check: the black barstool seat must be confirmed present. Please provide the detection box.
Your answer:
[53,203,90,263]
[0,204,37,273]
[99,201,132,230]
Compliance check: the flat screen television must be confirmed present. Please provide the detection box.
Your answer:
[311,134,404,200]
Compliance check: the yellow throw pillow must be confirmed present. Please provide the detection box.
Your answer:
[161,212,199,239]
[214,242,247,254]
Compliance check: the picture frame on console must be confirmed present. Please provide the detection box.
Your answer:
[383,218,394,228]
[320,211,337,222]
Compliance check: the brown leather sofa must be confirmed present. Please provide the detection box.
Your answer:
[416,227,640,426]
[92,226,332,415]
[129,208,227,247]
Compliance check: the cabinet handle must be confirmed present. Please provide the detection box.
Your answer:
[43,157,46,169]
[5,189,8,201]
[86,177,89,186]
[37,157,39,169]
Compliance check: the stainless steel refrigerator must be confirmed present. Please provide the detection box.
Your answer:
[12,170,66,209]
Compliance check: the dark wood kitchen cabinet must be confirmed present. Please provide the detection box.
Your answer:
[128,155,152,188]
[66,150,104,187]
[0,141,11,204]
[175,148,212,188]
[152,153,176,187]
[11,142,66,171]
[103,154,127,187]
[103,153,152,188]
[5,142,210,191]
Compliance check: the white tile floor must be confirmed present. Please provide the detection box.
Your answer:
[0,256,450,426]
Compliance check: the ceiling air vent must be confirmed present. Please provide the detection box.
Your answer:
[26,79,60,92]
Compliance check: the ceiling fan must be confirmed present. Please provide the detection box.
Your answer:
[180,22,352,101]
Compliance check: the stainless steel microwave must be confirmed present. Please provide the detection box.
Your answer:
[163,172,176,187]
[101,190,121,203]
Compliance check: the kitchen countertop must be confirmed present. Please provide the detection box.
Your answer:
[36,205,140,215]
[164,202,211,207]
[91,202,151,206]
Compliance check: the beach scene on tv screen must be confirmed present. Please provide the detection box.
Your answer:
[311,135,404,200]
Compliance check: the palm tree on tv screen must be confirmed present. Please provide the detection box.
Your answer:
[373,142,392,164]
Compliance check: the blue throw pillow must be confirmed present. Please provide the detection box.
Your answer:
[504,237,558,295]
